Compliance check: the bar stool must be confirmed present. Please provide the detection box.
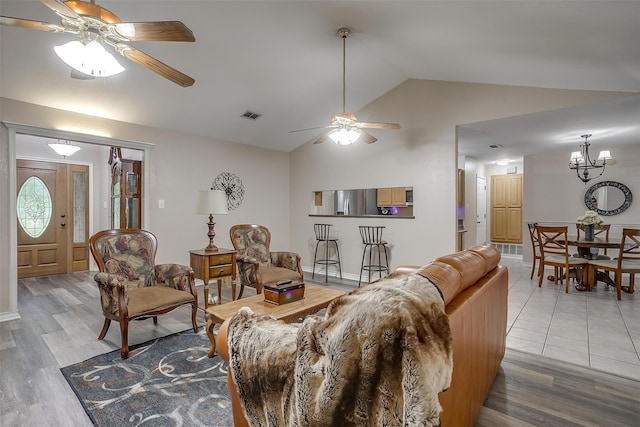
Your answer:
[312,224,342,282]
[358,225,389,287]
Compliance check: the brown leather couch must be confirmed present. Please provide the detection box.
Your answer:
[218,244,508,427]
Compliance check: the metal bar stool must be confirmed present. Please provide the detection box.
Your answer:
[358,225,389,287]
[312,224,342,282]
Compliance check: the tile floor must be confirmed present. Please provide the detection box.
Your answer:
[501,255,640,381]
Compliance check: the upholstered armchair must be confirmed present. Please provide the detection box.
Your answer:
[229,224,303,297]
[89,229,198,359]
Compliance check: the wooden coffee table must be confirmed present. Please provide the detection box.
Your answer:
[205,284,345,357]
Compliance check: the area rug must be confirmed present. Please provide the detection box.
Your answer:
[61,328,232,426]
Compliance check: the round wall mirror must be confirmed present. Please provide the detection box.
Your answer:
[584,181,632,216]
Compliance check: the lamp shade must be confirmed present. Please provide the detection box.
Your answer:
[569,151,584,165]
[196,190,228,215]
[598,150,612,161]
[54,40,125,77]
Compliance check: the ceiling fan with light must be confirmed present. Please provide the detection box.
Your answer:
[291,27,401,145]
[0,0,195,86]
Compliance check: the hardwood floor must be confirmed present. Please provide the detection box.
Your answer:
[0,272,638,426]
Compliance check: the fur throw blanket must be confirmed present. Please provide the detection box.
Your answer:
[227,272,453,427]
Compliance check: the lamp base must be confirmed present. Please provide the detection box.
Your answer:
[204,244,220,253]
[204,214,219,253]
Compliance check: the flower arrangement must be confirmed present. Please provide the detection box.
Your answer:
[577,210,604,226]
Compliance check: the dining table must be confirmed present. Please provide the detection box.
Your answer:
[563,235,624,292]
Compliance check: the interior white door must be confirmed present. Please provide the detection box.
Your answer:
[476,176,487,245]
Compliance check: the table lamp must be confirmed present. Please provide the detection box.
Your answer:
[196,190,228,252]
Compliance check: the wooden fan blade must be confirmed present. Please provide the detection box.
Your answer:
[116,43,195,87]
[111,21,195,42]
[312,130,333,144]
[0,16,64,32]
[290,126,327,133]
[40,0,79,20]
[357,129,378,144]
[359,122,401,130]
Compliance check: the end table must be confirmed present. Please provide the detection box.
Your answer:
[189,248,237,309]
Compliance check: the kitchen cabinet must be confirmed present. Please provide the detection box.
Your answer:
[490,174,522,243]
[377,187,407,207]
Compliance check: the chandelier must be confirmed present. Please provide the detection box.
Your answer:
[568,134,612,184]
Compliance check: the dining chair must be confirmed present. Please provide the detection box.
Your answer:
[587,228,640,300]
[575,223,611,259]
[536,225,588,293]
[527,223,542,280]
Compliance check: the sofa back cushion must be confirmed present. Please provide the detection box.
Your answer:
[415,244,500,305]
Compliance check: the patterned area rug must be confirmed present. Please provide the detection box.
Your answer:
[61,328,232,426]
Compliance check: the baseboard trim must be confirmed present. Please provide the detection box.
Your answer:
[0,311,21,323]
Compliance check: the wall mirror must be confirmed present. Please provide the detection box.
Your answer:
[584,181,632,216]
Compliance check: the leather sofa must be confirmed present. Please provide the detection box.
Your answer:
[218,244,508,426]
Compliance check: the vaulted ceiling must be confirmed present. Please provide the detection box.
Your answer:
[1,1,639,158]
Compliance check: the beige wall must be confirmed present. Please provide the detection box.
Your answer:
[289,79,630,279]
[522,143,640,263]
[1,98,291,319]
[0,80,633,318]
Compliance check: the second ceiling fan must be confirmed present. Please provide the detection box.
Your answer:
[292,27,401,145]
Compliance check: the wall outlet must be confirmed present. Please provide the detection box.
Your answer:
[158,200,165,209]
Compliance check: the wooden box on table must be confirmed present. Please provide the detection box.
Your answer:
[263,280,305,305]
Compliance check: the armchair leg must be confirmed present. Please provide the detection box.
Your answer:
[98,318,111,340]
[120,318,130,359]
[153,316,158,325]
[237,284,245,299]
[191,303,198,333]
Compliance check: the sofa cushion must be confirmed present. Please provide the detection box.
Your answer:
[126,286,195,316]
[411,245,500,305]
[259,266,302,285]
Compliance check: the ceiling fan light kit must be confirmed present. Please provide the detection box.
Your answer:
[54,40,125,77]
[290,27,400,145]
[1,0,195,86]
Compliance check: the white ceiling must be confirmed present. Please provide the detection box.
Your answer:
[1,1,639,158]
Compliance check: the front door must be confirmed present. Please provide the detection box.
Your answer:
[16,160,89,278]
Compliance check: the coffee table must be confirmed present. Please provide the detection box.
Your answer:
[205,284,345,357]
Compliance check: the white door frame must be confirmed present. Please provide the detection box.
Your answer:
[3,122,154,321]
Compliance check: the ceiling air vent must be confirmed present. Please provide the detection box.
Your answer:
[489,144,503,149]
[241,110,261,120]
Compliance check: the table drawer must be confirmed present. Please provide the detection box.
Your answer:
[209,264,233,278]
[209,254,233,266]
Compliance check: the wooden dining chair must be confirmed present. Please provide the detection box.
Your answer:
[527,223,542,280]
[536,225,589,293]
[575,223,611,259]
[587,228,640,300]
